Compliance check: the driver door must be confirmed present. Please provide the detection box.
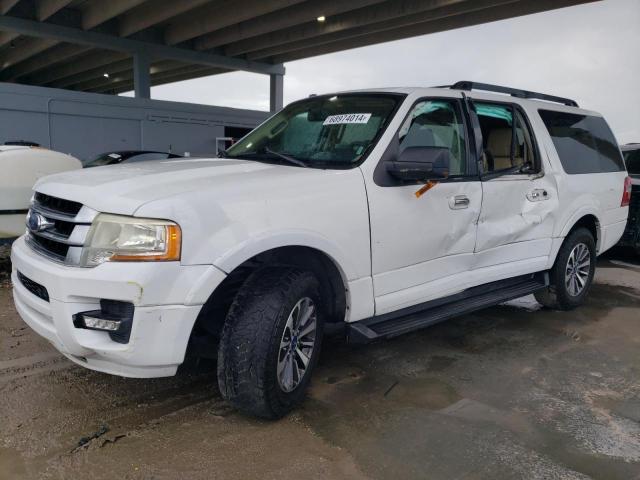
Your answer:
[364,96,482,315]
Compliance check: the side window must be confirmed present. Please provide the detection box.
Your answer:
[474,102,536,173]
[398,100,467,176]
[538,109,625,174]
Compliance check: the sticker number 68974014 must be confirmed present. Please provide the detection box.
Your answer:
[323,113,372,125]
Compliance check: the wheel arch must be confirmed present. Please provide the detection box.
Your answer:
[185,244,350,360]
[560,212,601,252]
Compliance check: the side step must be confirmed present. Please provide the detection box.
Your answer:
[348,272,548,344]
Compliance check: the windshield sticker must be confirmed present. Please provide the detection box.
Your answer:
[323,113,371,126]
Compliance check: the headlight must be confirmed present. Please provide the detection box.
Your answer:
[80,214,181,267]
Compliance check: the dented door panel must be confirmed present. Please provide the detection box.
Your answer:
[475,174,559,258]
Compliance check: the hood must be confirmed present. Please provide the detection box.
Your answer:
[34,157,333,215]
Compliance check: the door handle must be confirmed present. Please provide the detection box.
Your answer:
[527,189,549,202]
[449,195,470,209]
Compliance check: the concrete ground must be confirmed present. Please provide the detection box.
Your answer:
[1,248,639,480]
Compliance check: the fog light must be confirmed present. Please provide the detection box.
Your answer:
[73,300,135,344]
[82,316,121,331]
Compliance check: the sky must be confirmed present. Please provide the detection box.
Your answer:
[136,0,640,143]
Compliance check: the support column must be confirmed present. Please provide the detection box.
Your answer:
[133,52,150,99]
[269,73,283,112]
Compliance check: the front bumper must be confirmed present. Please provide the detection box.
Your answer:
[11,236,226,378]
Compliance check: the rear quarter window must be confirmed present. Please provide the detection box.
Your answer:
[539,109,625,174]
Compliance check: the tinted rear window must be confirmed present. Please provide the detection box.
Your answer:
[624,148,640,175]
[539,110,624,174]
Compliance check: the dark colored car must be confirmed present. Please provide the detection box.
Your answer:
[84,150,182,168]
[619,144,640,253]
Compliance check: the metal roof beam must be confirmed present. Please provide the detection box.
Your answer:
[36,0,74,21]
[0,42,91,80]
[24,50,130,85]
[0,0,20,15]
[244,0,509,60]
[72,60,192,91]
[0,30,18,49]
[195,0,386,51]
[92,64,226,94]
[1,0,70,48]
[270,0,596,64]
[0,15,284,75]
[81,0,148,30]
[49,57,133,88]
[118,0,212,37]
[1,1,77,71]
[0,36,58,68]
[164,0,305,45]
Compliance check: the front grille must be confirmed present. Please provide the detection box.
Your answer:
[25,193,96,265]
[27,234,69,261]
[17,271,49,302]
[34,192,82,216]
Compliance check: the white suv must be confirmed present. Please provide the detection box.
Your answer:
[12,82,631,418]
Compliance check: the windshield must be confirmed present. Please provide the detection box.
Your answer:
[624,148,640,175]
[225,94,402,168]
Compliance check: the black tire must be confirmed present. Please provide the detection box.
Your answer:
[217,267,324,419]
[535,227,596,310]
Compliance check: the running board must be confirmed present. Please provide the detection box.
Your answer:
[348,272,549,344]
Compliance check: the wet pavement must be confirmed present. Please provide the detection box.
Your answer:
[1,249,639,479]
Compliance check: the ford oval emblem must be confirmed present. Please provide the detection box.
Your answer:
[27,210,55,232]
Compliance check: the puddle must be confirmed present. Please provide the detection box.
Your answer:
[427,355,457,372]
[384,377,461,410]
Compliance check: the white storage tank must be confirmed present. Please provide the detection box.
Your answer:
[0,143,82,240]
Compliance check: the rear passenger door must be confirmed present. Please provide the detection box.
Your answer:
[471,100,558,272]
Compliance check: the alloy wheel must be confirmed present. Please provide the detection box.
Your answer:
[277,297,317,392]
[565,242,591,296]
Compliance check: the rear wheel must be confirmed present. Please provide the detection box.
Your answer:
[535,228,596,310]
[217,267,324,419]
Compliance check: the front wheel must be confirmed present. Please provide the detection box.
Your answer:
[535,227,596,310]
[217,267,324,419]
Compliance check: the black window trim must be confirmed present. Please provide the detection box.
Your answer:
[373,95,479,187]
[469,97,543,180]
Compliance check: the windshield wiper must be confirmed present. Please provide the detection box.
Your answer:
[263,147,308,168]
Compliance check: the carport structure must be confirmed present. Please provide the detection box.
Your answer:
[0,0,595,111]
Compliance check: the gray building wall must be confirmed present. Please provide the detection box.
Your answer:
[0,82,268,162]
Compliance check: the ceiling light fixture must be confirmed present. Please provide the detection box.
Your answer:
[103,73,110,78]
[317,15,326,22]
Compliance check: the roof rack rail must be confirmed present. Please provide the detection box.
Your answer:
[448,81,579,107]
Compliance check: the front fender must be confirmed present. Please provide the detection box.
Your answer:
[213,229,357,281]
